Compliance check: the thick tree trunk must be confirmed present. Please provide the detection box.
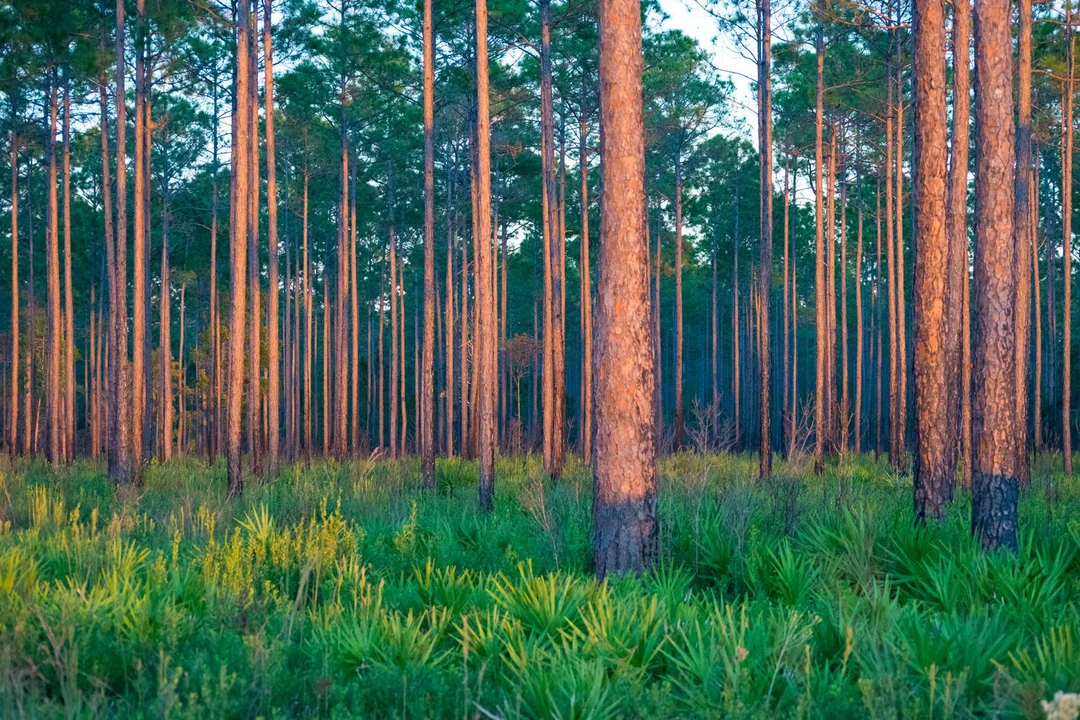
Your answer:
[971,0,1019,550]
[593,0,656,577]
[912,0,951,522]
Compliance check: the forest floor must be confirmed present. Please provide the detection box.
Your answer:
[0,452,1078,718]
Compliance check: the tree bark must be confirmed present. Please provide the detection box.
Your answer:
[912,0,951,522]
[758,0,772,476]
[476,0,496,508]
[421,0,436,487]
[264,0,280,472]
[45,75,61,465]
[593,0,656,577]
[945,0,971,485]
[227,0,252,497]
[9,125,17,456]
[62,83,74,461]
[971,0,1019,551]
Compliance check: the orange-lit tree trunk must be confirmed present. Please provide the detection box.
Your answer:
[592,0,656,577]
[912,0,950,522]
[580,113,593,464]
[476,0,496,509]
[1064,10,1075,478]
[45,75,61,465]
[421,0,436,487]
[971,0,1019,550]
[227,0,252,496]
[264,0,281,472]
[62,84,74,461]
[1013,0,1033,488]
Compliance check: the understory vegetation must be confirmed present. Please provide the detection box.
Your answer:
[1,454,1079,718]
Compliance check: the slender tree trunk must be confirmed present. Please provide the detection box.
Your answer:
[782,161,790,457]
[814,20,826,474]
[1013,0,1033,488]
[580,115,593,464]
[733,184,741,446]
[758,0,772,477]
[945,0,971,484]
[540,0,557,476]
[303,150,312,461]
[350,165,359,454]
[876,175,884,461]
[160,192,172,461]
[209,73,221,465]
[62,83,74,461]
[476,0,496,507]
[132,0,148,470]
[841,176,850,453]
[912,0,951,521]
[593,0,656,577]
[247,3,262,473]
[227,0,252,497]
[1033,152,1043,451]
[1064,14,1075,478]
[971,0,1019,550]
[323,271,330,455]
[9,126,17,457]
[446,184,455,457]
[886,52,901,469]
[264,0,280,472]
[106,24,131,480]
[855,166,864,454]
[390,223,399,457]
[674,156,685,448]
[45,74,61,466]
[422,0,436,486]
[895,28,909,469]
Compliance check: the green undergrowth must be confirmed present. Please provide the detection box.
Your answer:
[1,451,1080,718]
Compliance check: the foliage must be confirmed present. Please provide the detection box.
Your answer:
[0,453,1078,717]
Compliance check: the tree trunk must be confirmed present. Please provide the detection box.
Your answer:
[912,0,951,521]
[303,148,313,461]
[855,167,864,454]
[580,115,593,464]
[593,0,656,577]
[421,0,436,486]
[1013,0,1033,488]
[945,0,971,484]
[1033,151,1043,451]
[541,0,557,477]
[1064,14,1075,478]
[62,83,74,461]
[814,20,826,475]
[9,125,17,457]
[390,222,399,457]
[758,0,772,477]
[247,3,262,473]
[674,157,685,448]
[227,0,252,496]
[475,0,496,507]
[45,74,61,466]
[132,0,148,471]
[160,192,173,461]
[971,0,1019,550]
[264,0,280,472]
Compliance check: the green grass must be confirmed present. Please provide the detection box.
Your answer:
[1,451,1080,718]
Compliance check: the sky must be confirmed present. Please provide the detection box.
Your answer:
[658,0,759,134]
